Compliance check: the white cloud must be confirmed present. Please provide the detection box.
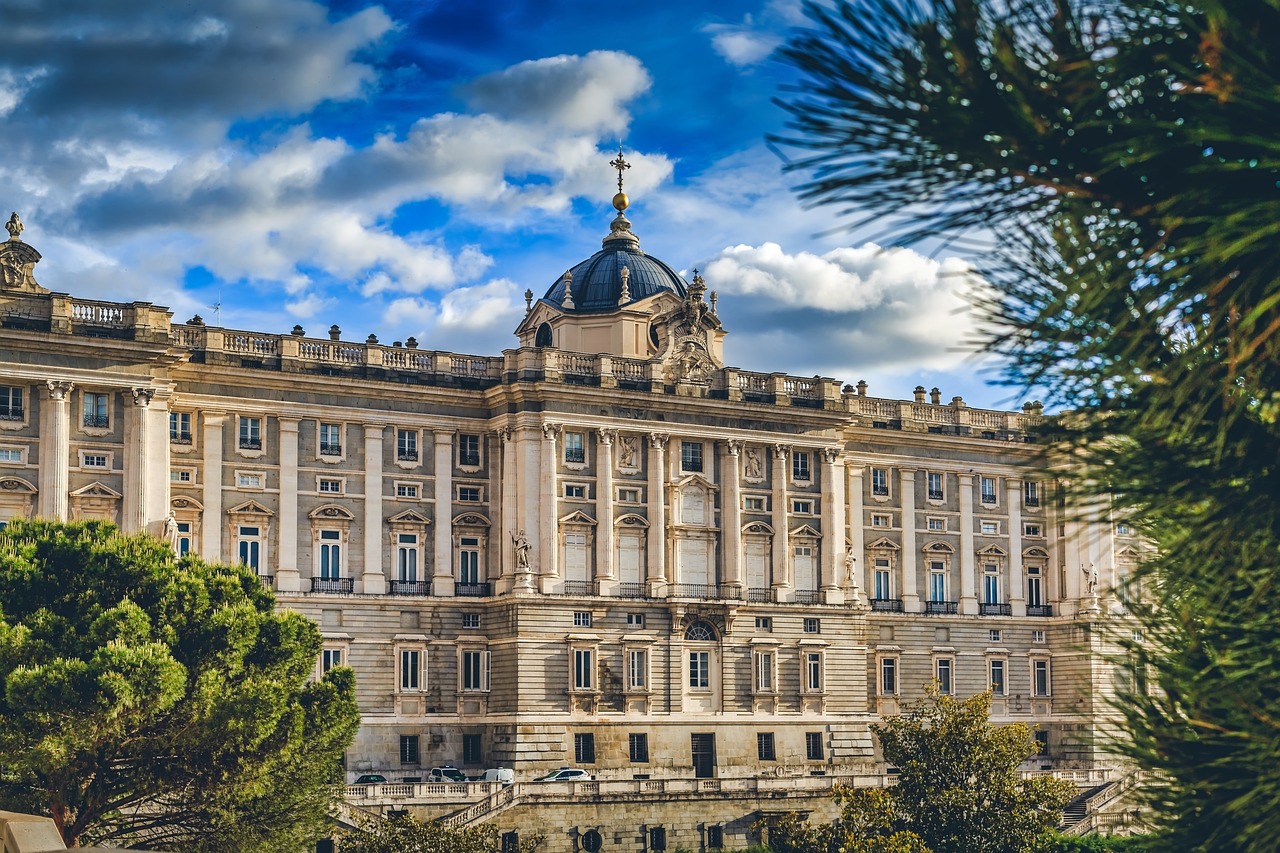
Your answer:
[438,279,523,330]
[285,292,334,319]
[707,29,781,66]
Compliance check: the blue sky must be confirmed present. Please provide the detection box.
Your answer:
[0,0,1016,409]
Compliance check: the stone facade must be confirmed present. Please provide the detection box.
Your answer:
[0,211,1139,849]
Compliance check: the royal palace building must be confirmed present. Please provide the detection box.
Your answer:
[0,195,1135,847]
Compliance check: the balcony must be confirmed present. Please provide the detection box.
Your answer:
[390,580,431,596]
[927,490,944,501]
[562,580,594,596]
[747,587,772,603]
[258,574,275,591]
[311,577,354,593]
[564,447,585,464]
[618,583,650,599]
[870,598,903,612]
[239,439,261,450]
[671,583,739,600]
[458,452,481,467]
[170,433,193,445]
[1027,604,1054,617]
[397,451,418,462]
[794,589,822,604]
[456,582,493,597]
[924,600,959,615]
[872,486,889,496]
[320,442,342,456]
[83,415,109,428]
[980,603,1012,616]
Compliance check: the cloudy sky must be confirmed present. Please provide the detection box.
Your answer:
[0,0,1016,409]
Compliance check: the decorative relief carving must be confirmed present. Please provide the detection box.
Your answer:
[131,387,156,406]
[822,447,842,464]
[597,428,616,446]
[46,380,73,401]
[647,432,668,450]
[617,434,639,469]
[725,439,742,457]
[743,446,764,481]
[542,422,562,441]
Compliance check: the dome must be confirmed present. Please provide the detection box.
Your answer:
[542,213,688,313]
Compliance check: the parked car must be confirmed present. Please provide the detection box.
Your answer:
[427,765,467,782]
[352,774,387,784]
[479,767,515,785]
[535,767,594,782]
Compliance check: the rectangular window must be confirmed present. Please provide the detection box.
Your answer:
[564,484,586,499]
[803,618,820,634]
[169,411,192,444]
[757,732,776,761]
[618,487,641,503]
[927,471,944,501]
[463,733,482,766]
[318,478,342,494]
[874,561,892,600]
[396,429,418,461]
[175,521,192,556]
[1024,523,1042,537]
[0,386,23,420]
[1117,523,1132,536]
[573,648,596,690]
[396,483,419,499]
[396,533,419,582]
[170,468,193,483]
[1033,659,1051,696]
[0,446,20,462]
[936,658,953,694]
[318,422,342,456]
[318,530,342,579]
[628,649,648,690]
[754,651,775,693]
[321,648,343,673]
[626,612,645,627]
[237,526,261,571]
[629,733,649,763]
[462,613,481,629]
[927,517,945,531]
[457,485,482,502]
[573,611,592,627]
[399,734,420,765]
[82,392,109,428]
[744,495,766,511]
[792,451,811,481]
[880,657,898,695]
[980,476,998,504]
[981,521,999,535]
[400,649,423,691]
[871,513,890,527]
[1027,567,1043,607]
[983,566,1000,604]
[688,650,710,689]
[929,564,947,601]
[989,629,1002,642]
[574,733,596,764]
[458,537,479,584]
[1032,630,1046,644]
[805,732,824,761]
[680,441,703,472]
[791,499,813,514]
[989,658,1006,695]
[238,416,261,450]
[755,616,772,631]
[804,652,824,693]
[236,472,263,488]
[1024,480,1040,506]
[81,452,108,468]
[461,650,491,692]
[871,467,889,496]
[457,433,481,467]
[563,431,585,464]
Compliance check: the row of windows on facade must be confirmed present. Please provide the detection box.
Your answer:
[872,467,1044,508]
[869,557,1052,609]
[389,730,829,769]
[877,655,1053,698]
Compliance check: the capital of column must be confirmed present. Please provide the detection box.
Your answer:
[542,422,562,441]
[494,426,513,443]
[773,443,790,459]
[433,429,454,444]
[725,439,742,456]
[598,428,616,445]
[648,432,669,450]
[131,387,157,407]
[46,380,73,401]
[822,446,841,465]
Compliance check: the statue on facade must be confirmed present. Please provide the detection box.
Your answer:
[618,434,638,469]
[163,513,180,551]
[6,212,22,241]
[1082,562,1099,596]
[744,446,763,480]
[513,530,532,570]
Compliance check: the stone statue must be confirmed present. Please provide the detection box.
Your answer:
[5,212,22,241]
[1082,563,1099,596]
[844,546,857,586]
[618,435,637,469]
[163,513,180,550]
[513,530,531,570]
[744,446,763,480]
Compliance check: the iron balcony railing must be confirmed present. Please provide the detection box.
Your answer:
[562,580,594,595]
[617,583,650,599]
[928,490,945,501]
[170,433,193,445]
[311,577,354,593]
[458,451,481,467]
[870,598,903,612]
[925,600,959,615]
[258,574,275,591]
[1027,604,1054,617]
[872,485,889,496]
[390,580,431,596]
[794,590,822,604]
[671,583,741,600]
[83,415,109,428]
[564,447,586,464]
[320,442,342,456]
[397,451,418,462]
[239,439,261,450]
[456,582,493,597]
[747,587,772,603]
[980,603,1013,616]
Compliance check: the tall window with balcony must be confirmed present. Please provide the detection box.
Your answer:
[458,536,481,593]
[1027,564,1049,615]
[793,543,817,601]
[169,411,192,445]
[0,386,22,422]
[563,531,590,592]
[396,428,418,462]
[316,530,343,590]
[563,431,585,464]
[82,392,109,429]
[983,562,1005,614]
[174,521,192,556]
[680,440,703,473]
[980,476,998,504]
[318,422,342,457]
[927,471,944,501]
[871,467,889,497]
[873,558,893,606]
[792,450,811,482]
[237,525,263,573]
[238,416,261,450]
[1024,480,1040,507]
[928,560,950,612]
[803,651,825,694]
[397,533,419,588]
[457,433,481,467]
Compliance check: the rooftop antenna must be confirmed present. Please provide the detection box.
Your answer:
[208,288,222,327]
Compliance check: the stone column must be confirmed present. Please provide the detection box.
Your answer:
[1007,478,1025,616]
[771,445,792,602]
[820,447,846,604]
[958,473,977,615]
[362,424,386,595]
[721,440,743,595]
[538,423,560,592]
[432,430,455,596]
[847,464,866,596]
[900,468,919,612]
[200,412,225,561]
[122,388,155,534]
[38,380,73,521]
[497,427,523,591]
[596,429,617,594]
[276,418,301,592]
[646,433,668,594]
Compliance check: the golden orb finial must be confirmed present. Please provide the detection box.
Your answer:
[612,191,629,212]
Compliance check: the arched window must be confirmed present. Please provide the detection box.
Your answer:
[535,322,553,347]
[684,621,717,642]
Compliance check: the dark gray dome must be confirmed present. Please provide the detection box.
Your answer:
[542,214,688,313]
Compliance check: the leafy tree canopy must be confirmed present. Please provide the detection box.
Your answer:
[340,813,542,853]
[770,691,1073,853]
[0,519,360,851]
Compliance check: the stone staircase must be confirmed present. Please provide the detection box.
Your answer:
[439,782,524,828]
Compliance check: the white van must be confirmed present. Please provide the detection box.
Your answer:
[479,767,514,785]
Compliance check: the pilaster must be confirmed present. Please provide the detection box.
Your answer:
[362,424,386,595]
[771,445,792,602]
[646,433,668,595]
[721,440,743,593]
[432,430,455,597]
[958,472,978,614]
[596,429,617,594]
[846,464,866,597]
[1007,478,1025,616]
[538,423,560,593]
[38,380,72,521]
[276,418,301,591]
[200,412,226,561]
[122,388,156,534]
[820,447,845,604]
[900,468,919,611]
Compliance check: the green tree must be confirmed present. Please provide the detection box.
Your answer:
[775,0,1280,849]
[339,813,542,853]
[770,691,1072,853]
[0,519,360,851]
